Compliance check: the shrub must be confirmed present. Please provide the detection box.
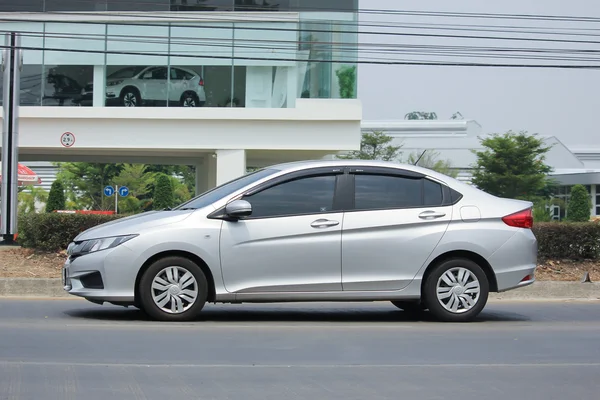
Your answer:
[18,213,124,252]
[566,184,591,222]
[45,180,66,213]
[153,173,175,210]
[533,222,600,260]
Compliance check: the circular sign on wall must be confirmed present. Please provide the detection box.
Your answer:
[60,132,75,147]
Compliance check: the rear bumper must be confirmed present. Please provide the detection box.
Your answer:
[487,228,538,292]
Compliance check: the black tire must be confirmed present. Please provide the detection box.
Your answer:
[138,256,208,322]
[390,300,425,314]
[422,258,489,322]
[120,88,141,107]
[180,92,200,107]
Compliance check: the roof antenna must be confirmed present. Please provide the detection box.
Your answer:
[413,150,427,166]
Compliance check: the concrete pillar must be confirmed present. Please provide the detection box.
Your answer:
[93,65,106,107]
[194,150,245,195]
[215,149,246,186]
[194,155,217,196]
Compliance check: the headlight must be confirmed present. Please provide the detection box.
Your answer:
[68,234,137,257]
[107,80,124,86]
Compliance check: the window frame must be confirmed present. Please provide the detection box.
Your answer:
[346,166,460,212]
[211,167,348,221]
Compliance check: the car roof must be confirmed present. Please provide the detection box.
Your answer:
[270,159,442,177]
[266,159,480,193]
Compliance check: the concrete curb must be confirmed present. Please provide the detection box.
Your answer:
[0,278,69,298]
[0,278,598,300]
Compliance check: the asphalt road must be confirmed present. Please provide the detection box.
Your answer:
[1,299,600,400]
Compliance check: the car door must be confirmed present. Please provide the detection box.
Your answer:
[219,168,346,294]
[141,67,168,103]
[341,167,453,291]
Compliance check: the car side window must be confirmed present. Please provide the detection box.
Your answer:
[354,174,422,210]
[423,179,444,206]
[243,175,337,218]
[152,68,168,80]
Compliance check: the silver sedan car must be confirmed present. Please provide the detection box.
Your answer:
[63,160,537,322]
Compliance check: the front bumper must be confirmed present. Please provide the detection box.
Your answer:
[62,244,138,304]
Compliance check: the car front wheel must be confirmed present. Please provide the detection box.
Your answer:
[422,258,489,322]
[138,256,208,321]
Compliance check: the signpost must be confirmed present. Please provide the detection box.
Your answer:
[103,185,129,214]
[1,33,22,244]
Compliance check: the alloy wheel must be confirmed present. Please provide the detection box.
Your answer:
[183,96,196,107]
[151,266,199,314]
[435,267,481,314]
[123,92,137,107]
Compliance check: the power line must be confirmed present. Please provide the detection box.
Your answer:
[4,28,600,65]
[9,0,600,23]
[3,13,600,47]
[3,43,600,69]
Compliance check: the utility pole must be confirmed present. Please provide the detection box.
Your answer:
[1,33,22,244]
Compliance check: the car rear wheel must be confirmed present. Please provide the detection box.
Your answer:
[139,256,208,321]
[422,258,489,322]
[181,92,200,107]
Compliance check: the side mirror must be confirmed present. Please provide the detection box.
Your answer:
[224,199,252,220]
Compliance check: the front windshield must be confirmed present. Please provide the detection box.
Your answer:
[173,168,280,210]
[107,66,146,80]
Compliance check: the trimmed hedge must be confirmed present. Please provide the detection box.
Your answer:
[533,222,600,261]
[18,213,125,252]
[16,213,600,261]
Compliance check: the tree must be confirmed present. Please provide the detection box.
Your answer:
[335,65,357,99]
[56,162,123,210]
[406,150,458,178]
[405,111,438,120]
[566,185,591,222]
[470,130,554,200]
[18,186,48,214]
[45,180,66,212]
[152,173,175,210]
[113,164,157,214]
[337,130,402,162]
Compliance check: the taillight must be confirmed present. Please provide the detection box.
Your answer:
[502,208,533,228]
[199,78,204,86]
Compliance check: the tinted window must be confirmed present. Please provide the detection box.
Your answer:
[354,174,422,210]
[170,0,233,11]
[107,0,169,11]
[174,168,279,210]
[45,0,107,10]
[244,175,337,218]
[290,0,357,12]
[235,0,290,11]
[424,179,443,206]
[0,0,43,11]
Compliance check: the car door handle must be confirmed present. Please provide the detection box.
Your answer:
[418,210,446,219]
[310,219,340,228]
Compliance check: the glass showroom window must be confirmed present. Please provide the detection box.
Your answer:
[168,21,234,108]
[0,21,93,107]
[232,21,300,108]
[299,12,357,100]
[105,22,171,107]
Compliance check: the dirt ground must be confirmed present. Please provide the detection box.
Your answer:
[1,247,599,281]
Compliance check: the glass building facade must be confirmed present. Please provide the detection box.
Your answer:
[0,0,358,108]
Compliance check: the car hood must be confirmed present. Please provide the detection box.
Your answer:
[74,210,194,242]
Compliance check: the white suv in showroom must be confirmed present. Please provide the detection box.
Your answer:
[82,66,207,107]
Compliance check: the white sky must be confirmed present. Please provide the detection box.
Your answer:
[357,0,600,149]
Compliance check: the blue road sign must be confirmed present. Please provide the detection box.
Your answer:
[118,186,129,197]
[103,185,115,197]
